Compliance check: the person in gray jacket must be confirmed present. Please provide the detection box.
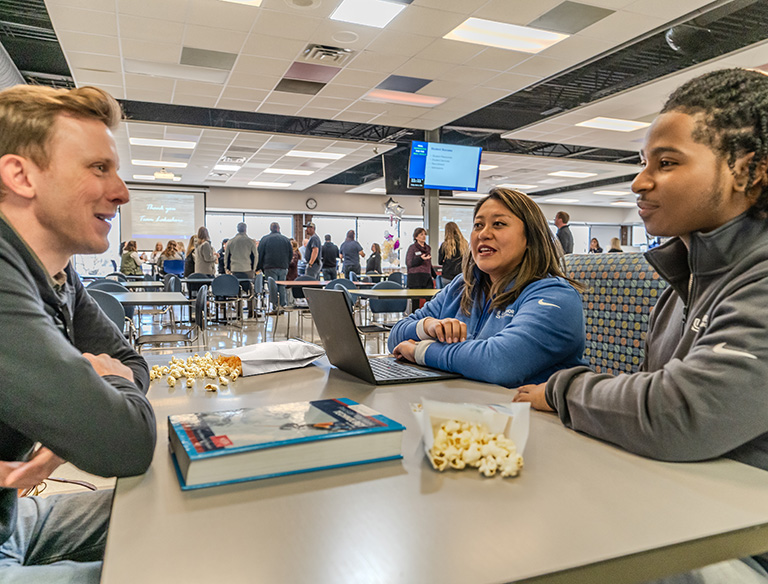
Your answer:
[515,68,768,582]
[0,85,156,582]
[225,222,258,293]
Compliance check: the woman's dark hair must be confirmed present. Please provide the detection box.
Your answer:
[413,227,426,240]
[346,230,355,240]
[372,242,381,254]
[661,68,768,218]
[460,188,581,315]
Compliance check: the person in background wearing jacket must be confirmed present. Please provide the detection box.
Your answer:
[607,237,623,252]
[119,240,146,276]
[389,188,585,387]
[366,242,382,281]
[514,67,768,583]
[183,235,196,277]
[194,226,217,276]
[0,84,155,582]
[588,238,603,253]
[438,221,468,283]
[405,227,433,289]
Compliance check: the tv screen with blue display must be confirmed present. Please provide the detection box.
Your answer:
[407,141,482,192]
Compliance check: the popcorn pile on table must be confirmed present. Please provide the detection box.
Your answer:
[149,353,242,392]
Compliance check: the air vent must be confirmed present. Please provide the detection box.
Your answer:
[220,156,247,164]
[300,44,354,66]
[206,172,232,182]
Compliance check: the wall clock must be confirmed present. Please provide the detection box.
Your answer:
[306,197,318,210]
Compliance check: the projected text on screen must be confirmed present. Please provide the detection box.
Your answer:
[130,192,196,238]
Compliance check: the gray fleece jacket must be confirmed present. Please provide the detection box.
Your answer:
[0,214,156,545]
[546,212,768,471]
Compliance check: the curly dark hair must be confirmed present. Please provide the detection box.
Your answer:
[661,68,768,218]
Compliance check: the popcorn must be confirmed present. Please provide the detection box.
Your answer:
[151,354,242,389]
[428,420,523,479]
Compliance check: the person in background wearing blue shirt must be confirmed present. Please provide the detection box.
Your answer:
[389,188,585,387]
[339,229,364,279]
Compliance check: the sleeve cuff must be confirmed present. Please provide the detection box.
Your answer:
[416,318,432,340]
[414,340,435,366]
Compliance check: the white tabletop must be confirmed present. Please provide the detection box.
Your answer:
[102,359,768,584]
[108,292,191,306]
[123,281,163,290]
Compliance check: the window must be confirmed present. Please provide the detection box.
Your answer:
[73,211,122,276]
[245,214,293,241]
[206,213,243,249]
[358,218,398,270]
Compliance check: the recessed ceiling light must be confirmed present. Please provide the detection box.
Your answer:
[219,0,262,6]
[263,168,315,176]
[214,164,242,172]
[545,198,579,203]
[611,201,638,207]
[286,150,346,160]
[549,170,596,178]
[594,190,631,196]
[576,117,651,132]
[496,183,536,190]
[173,177,181,182]
[133,174,155,181]
[363,88,446,107]
[478,164,498,171]
[131,159,188,168]
[370,187,386,193]
[444,17,569,53]
[248,180,292,188]
[129,137,197,149]
[331,0,405,28]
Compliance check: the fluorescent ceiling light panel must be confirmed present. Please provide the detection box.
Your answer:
[129,138,197,149]
[133,174,156,181]
[286,150,346,160]
[363,88,446,107]
[132,159,188,168]
[549,170,596,178]
[263,168,314,175]
[594,190,631,196]
[444,18,569,53]
[478,164,498,171]
[576,117,651,132]
[214,164,242,172]
[331,0,405,28]
[496,183,537,190]
[611,201,638,207]
[249,180,292,187]
[219,0,262,5]
[546,198,579,203]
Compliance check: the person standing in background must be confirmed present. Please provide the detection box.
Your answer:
[194,226,217,276]
[303,222,322,280]
[438,221,468,283]
[588,238,603,253]
[183,235,196,277]
[320,234,339,282]
[366,242,382,281]
[287,239,300,282]
[406,227,433,289]
[217,238,228,275]
[554,211,574,254]
[257,222,292,306]
[156,240,181,276]
[119,240,146,276]
[608,237,623,253]
[339,229,364,279]
[225,223,258,295]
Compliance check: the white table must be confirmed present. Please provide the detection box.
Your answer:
[123,281,163,291]
[108,292,191,306]
[102,359,768,584]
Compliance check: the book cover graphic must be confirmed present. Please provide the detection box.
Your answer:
[170,398,404,460]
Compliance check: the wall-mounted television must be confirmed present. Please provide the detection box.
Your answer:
[383,148,423,196]
[407,141,482,192]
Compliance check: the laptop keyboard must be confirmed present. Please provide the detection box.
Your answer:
[369,357,444,380]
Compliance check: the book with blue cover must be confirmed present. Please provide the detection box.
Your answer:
[168,398,405,490]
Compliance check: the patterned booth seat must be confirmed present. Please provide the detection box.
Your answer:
[564,253,668,375]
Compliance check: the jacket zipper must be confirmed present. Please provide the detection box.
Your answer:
[682,272,693,325]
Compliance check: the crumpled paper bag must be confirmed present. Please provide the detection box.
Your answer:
[219,340,325,376]
[411,398,530,458]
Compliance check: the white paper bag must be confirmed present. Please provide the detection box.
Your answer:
[411,398,530,457]
[219,340,325,376]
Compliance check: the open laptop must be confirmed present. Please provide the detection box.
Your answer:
[304,287,460,385]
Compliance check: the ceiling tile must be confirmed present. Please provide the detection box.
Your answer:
[540,35,614,63]
[310,20,382,51]
[274,78,325,95]
[227,71,281,91]
[434,65,499,85]
[57,31,121,56]
[363,30,434,57]
[299,106,342,119]
[250,10,321,42]
[186,0,260,32]
[387,5,466,36]
[173,80,224,98]
[316,84,368,100]
[264,92,314,106]
[72,69,124,86]
[284,61,341,83]
[508,56,569,78]
[211,97,257,111]
[347,51,409,73]
[241,34,306,60]
[180,47,238,71]
[463,47,529,72]
[331,68,388,88]
[393,58,455,79]
[173,94,221,108]
[415,38,486,64]
[232,55,292,78]
[305,96,351,110]
[486,71,540,92]
[473,0,562,25]
[578,10,663,43]
[117,14,185,43]
[418,80,473,99]
[529,2,614,35]
[119,39,180,63]
[48,7,118,35]
[97,85,126,100]
[65,52,122,73]
[220,87,270,101]
[413,0,487,13]
[377,74,431,92]
[332,111,380,124]
[182,25,248,54]
[126,88,175,103]
[124,73,175,92]
[115,0,188,21]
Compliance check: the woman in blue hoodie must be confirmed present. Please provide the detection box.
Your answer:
[389,188,585,387]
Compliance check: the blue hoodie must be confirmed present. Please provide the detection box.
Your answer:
[388,272,586,387]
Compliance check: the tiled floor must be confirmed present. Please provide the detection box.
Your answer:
[40,305,391,497]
